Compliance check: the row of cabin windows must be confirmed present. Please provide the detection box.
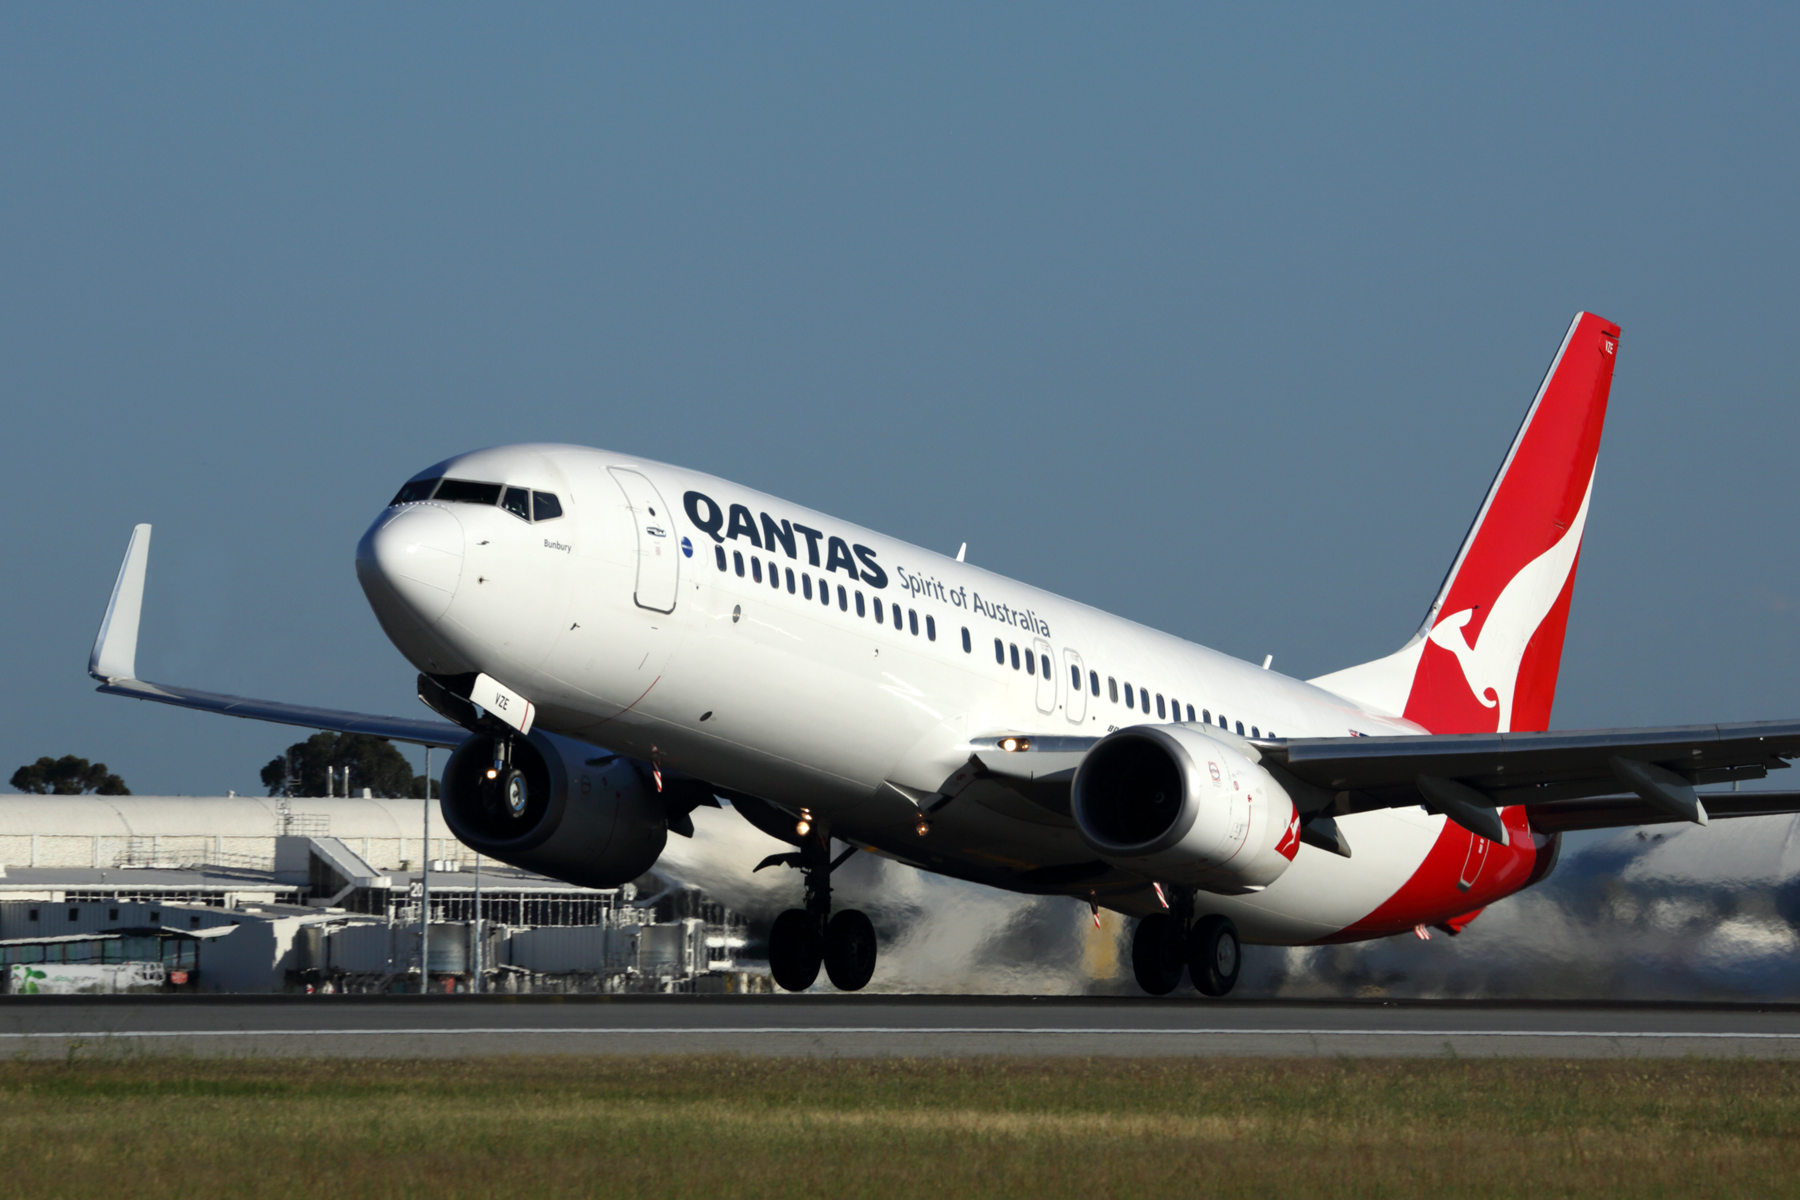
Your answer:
[716,547,935,640]
[389,477,564,523]
[961,631,1270,735]
[989,636,1054,680]
[716,544,1270,734]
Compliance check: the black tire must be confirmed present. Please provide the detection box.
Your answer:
[1131,912,1185,996]
[1188,914,1241,997]
[823,909,878,991]
[768,908,822,992]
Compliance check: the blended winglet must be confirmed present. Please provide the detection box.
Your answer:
[90,523,151,682]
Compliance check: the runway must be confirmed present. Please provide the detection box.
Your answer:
[4,995,1800,1059]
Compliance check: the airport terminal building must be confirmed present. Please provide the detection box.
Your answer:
[0,794,754,994]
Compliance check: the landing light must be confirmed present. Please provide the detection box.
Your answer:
[795,807,813,837]
[915,815,930,837]
[999,736,1030,752]
[485,768,498,780]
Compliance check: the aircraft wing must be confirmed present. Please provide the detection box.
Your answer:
[1262,723,1800,836]
[969,722,1800,843]
[88,525,466,749]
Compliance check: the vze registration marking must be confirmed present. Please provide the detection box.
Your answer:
[471,672,535,735]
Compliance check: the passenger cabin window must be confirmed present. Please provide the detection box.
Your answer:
[770,567,780,590]
[532,491,563,521]
[838,585,848,611]
[1010,644,1020,669]
[1124,683,1134,709]
[502,487,532,521]
[1090,671,1100,696]
[963,627,973,653]
[1187,705,1196,722]
[434,479,503,506]
[715,546,727,571]
[1251,726,1260,738]
[856,591,866,617]
[1236,721,1245,735]
[821,582,831,607]
[1156,695,1166,719]
[926,615,937,641]
[1108,677,1118,703]
[1070,664,1081,690]
[803,575,813,600]
[1203,709,1211,723]
[995,638,1005,664]
[875,598,885,622]
[908,609,919,635]
[1041,655,1051,680]
[786,568,796,594]
[1025,649,1035,675]
[752,558,763,583]
[734,551,745,577]
[390,478,441,505]
[893,604,903,630]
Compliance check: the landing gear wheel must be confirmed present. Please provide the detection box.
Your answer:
[1131,912,1185,996]
[823,910,878,991]
[1188,914,1241,997]
[501,769,529,819]
[768,908,822,992]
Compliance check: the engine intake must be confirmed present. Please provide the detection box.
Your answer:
[439,729,667,888]
[1071,724,1300,892]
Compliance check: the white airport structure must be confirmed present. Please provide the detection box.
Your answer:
[0,794,752,994]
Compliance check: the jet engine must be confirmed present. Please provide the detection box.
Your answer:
[1070,724,1300,893]
[438,729,667,888]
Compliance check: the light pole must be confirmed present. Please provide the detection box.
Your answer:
[420,745,431,993]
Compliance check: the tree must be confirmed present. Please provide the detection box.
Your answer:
[11,755,130,795]
[260,732,433,799]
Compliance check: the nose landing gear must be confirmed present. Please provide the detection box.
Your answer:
[1129,890,1241,997]
[479,738,530,822]
[758,821,877,992]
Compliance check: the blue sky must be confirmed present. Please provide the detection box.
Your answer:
[4,5,1798,795]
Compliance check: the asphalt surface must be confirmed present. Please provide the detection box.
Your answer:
[3,995,1800,1058]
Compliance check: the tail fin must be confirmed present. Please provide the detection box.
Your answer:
[1310,312,1621,734]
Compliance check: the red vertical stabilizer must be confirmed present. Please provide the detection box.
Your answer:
[1311,313,1620,734]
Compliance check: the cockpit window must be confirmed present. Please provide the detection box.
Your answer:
[501,487,532,521]
[434,479,503,506]
[389,478,441,506]
[532,492,563,521]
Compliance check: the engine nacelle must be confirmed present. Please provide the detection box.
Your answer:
[1070,724,1300,892]
[439,729,667,889]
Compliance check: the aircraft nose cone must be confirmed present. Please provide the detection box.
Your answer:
[356,503,465,625]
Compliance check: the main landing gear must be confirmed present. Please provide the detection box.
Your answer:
[758,824,877,992]
[1130,891,1241,997]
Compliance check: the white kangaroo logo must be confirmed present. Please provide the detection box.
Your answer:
[1427,478,1592,732]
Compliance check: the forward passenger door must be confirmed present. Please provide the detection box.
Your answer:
[607,467,680,614]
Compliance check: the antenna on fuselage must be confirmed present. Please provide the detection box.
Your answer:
[956,543,966,563]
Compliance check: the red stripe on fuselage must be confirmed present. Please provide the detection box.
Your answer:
[1315,806,1550,943]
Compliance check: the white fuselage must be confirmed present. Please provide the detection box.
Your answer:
[361,443,1466,945]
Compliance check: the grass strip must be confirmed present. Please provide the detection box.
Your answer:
[2,1056,1797,1198]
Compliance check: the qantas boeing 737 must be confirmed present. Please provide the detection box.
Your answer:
[85,312,1800,995]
